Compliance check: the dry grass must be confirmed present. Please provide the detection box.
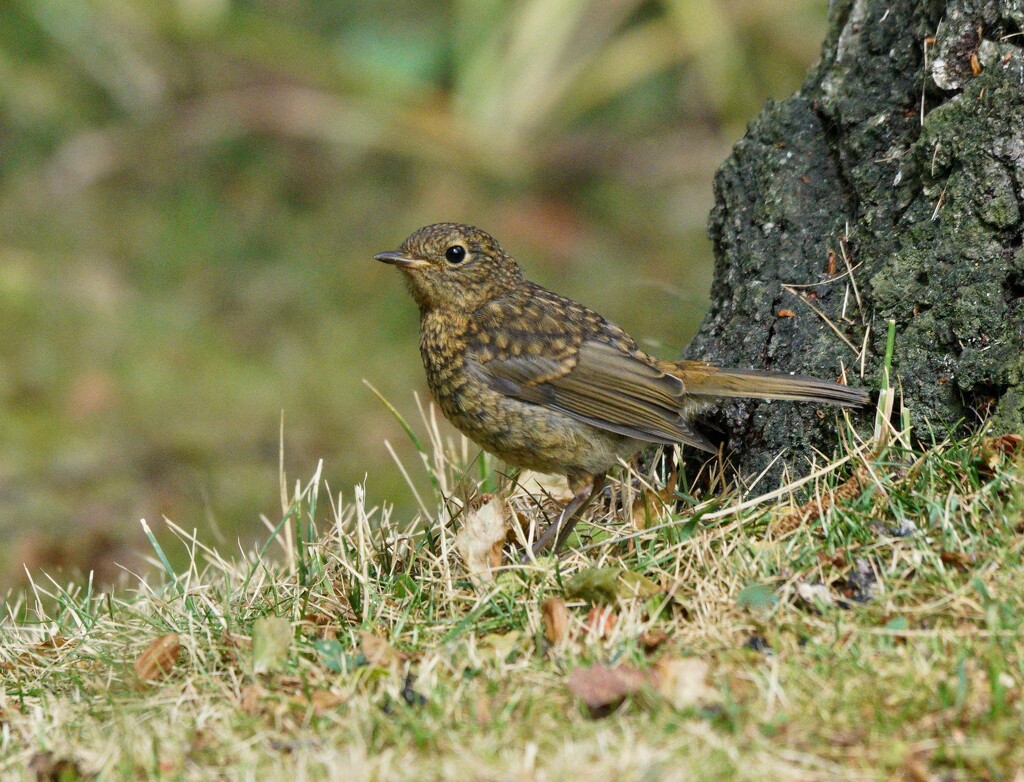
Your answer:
[1,406,1023,781]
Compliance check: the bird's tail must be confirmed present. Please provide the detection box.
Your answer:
[668,361,870,408]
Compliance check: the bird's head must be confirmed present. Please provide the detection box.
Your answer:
[375,223,524,312]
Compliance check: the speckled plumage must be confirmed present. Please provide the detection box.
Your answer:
[420,280,651,486]
[376,223,869,555]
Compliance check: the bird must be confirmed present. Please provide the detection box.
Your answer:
[375,223,870,558]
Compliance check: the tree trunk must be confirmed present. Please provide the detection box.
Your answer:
[685,0,1024,480]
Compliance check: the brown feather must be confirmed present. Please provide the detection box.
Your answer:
[669,362,869,407]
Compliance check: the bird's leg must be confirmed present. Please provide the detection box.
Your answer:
[523,472,606,561]
[552,472,607,553]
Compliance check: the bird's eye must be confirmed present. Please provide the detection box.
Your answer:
[444,245,467,264]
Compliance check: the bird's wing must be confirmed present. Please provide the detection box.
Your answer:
[472,338,716,453]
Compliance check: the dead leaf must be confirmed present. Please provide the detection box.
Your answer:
[568,664,654,716]
[252,616,292,674]
[817,549,848,568]
[630,479,676,531]
[541,597,569,645]
[219,629,249,666]
[134,634,181,682]
[583,605,618,638]
[974,433,1024,476]
[639,628,669,653]
[477,630,522,661]
[617,571,661,599]
[566,567,662,604]
[940,549,977,571]
[473,695,493,725]
[301,612,338,641]
[360,630,405,669]
[653,657,717,710]
[306,689,347,715]
[239,684,266,715]
[456,494,510,583]
[566,568,620,603]
[795,581,835,609]
[0,635,73,673]
[902,747,932,782]
[34,635,72,653]
[776,309,796,318]
[990,433,1023,454]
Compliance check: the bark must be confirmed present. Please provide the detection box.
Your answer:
[685,0,1024,480]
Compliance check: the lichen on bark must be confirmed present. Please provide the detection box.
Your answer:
[685,0,1024,481]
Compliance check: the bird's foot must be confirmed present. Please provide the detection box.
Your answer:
[520,472,606,563]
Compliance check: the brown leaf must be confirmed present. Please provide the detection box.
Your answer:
[455,494,510,583]
[653,657,717,710]
[360,630,406,669]
[219,629,249,666]
[776,309,796,318]
[639,628,669,653]
[568,664,655,716]
[541,597,569,645]
[239,684,265,715]
[630,482,674,531]
[0,635,73,673]
[990,433,1024,455]
[301,612,338,641]
[628,463,677,532]
[817,549,847,568]
[583,605,618,638]
[36,635,72,653]
[473,695,493,725]
[973,433,1024,476]
[902,747,932,782]
[306,689,347,715]
[134,634,181,682]
[940,549,977,571]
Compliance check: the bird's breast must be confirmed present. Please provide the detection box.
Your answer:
[418,311,476,419]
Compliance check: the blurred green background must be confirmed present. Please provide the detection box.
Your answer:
[0,0,826,584]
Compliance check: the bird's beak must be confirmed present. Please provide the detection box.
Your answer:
[374,251,431,270]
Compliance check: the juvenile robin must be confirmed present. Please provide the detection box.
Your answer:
[376,223,869,558]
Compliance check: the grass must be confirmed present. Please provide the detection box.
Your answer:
[2,400,1022,781]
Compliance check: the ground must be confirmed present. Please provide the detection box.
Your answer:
[1,406,1022,781]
